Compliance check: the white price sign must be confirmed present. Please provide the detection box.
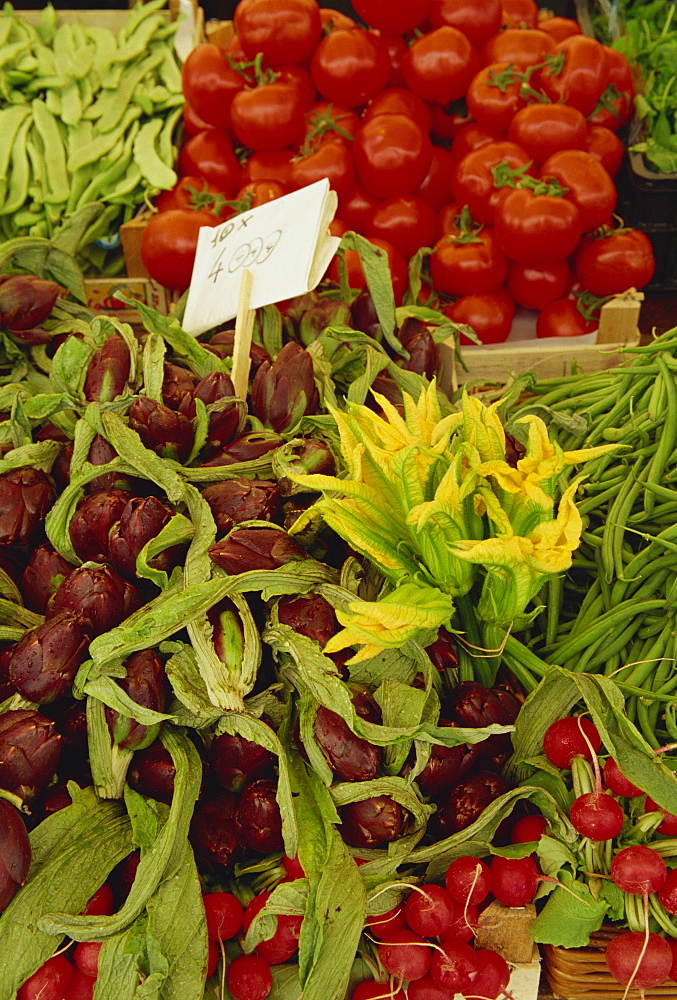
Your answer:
[182,179,340,338]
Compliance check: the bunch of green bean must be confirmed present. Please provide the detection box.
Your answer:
[505,327,677,746]
[0,0,183,273]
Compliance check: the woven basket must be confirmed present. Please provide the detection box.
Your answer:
[542,926,676,999]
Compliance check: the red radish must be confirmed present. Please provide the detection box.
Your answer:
[203,891,244,941]
[611,845,667,896]
[429,936,477,994]
[465,948,511,1000]
[378,929,432,982]
[73,941,101,978]
[657,869,677,915]
[81,882,114,916]
[243,891,302,963]
[603,757,643,798]
[569,791,624,841]
[490,855,540,907]
[543,716,600,769]
[511,814,548,843]
[351,982,406,999]
[406,975,450,999]
[667,937,677,982]
[365,903,407,939]
[605,931,672,990]
[404,884,455,938]
[65,971,96,1000]
[445,902,479,942]
[444,856,492,905]
[17,955,73,1000]
[282,854,305,880]
[206,940,219,980]
[644,796,677,835]
[226,954,273,1000]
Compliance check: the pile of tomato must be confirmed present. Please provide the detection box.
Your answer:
[140,0,657,343]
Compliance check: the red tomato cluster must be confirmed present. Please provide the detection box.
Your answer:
[142,0,656,340]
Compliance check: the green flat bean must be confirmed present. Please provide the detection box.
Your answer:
[31,98,69,205]
[0,116,31,217]
[132,118,176,191]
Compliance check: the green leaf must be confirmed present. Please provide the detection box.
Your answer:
[530,871,608,947]
[93,922,144,1000]
[338,232,402,356]
[129,301,227,379]
[0,793,133,999]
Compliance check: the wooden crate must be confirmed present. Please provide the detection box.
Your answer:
[83,275,173,323]
[543,926,676,999]
[440,291,643,392]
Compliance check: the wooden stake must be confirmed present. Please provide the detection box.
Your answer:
[231,268,255,401]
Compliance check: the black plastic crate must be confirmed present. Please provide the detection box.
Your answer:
[616,151,677,229]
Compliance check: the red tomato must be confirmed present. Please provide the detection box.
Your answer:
[339,183,380,231]
[481,28,555,69]
[537,16,582,42]
[450,122,505,162]
[540,149,617,234]
[366,195,439,261]
[178,131,241,194]
[320,8,356,31]
[275,64,317,109]
[234,0,322,66]
[430,0,502,48]
[182,101,215,139]
[326,237,408,305]
[501,0,539,28]
[181,43,245,132]
[310,29,390,108]
[230,82,305,151]
[493,186,582,264]
[451,140,534,224]
[239,149,294,187]
[428,102,473,143]
[351,0,432,34]
[508,103,588,164]
[155,176,231,220]
[141,209,220,292]
[536,298,596,337]
[402,27,480,105]
[416,145,456,210]
[583,124,624,178]
[587,46,634,132]
[236,179,289,207]
[506,259,571,310]
[363,88,432,136]
[466,62,528,133]
[353,113,433,200]
[438,201,461,235]
[430,227,509,296]
[534,36,609,117]
[446,286,516,344]
[303,101,360,148]
[381,33,408,88]
[573,230,656,296]
[291,137,356,202]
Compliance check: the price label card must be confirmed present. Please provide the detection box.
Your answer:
[182,179,340,337]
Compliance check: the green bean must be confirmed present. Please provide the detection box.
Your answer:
[644,356,677,516]
[637,698,661,748]
[547,599,666,662]
[601,459,647,583]
[582,615,653,673]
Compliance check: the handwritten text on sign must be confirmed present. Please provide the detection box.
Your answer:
[182,179,339,337]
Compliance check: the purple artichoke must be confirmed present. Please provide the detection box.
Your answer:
[399,317,440,380]
[0,274,60,344]
[83,334,131,402]
[47,564,142,638]
[0,709,62,802]
[0,798,30,912]
[127,742,176,804]
[296,297,352,347]
[0,645,15,701]
[9,611,90,704]
[20,545,73,615]
[200,430,283,468]
[211,729,275,794]
[0,467,56,547]
[208,527,305,575]
[235,778,283,854]
[425,628,460,673]
[179,371,243,449]
[161,362,199,411]
[85,435,146,495]
[108,496,175,580]
[128,396,193,464]
[314,705,381,783]
[105,649,168,752]
[339,796,409,848]
[434,770,509,836]
[277,592,337,647]
[207,330,271,375]
[250,342,319,434]
[190,792,241,871]
[201,478,280,536]
[69,489,132,564]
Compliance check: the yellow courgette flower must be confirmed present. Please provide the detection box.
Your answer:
[460,393,506,462]
[515,414,616,491]
[323,582,453,664]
